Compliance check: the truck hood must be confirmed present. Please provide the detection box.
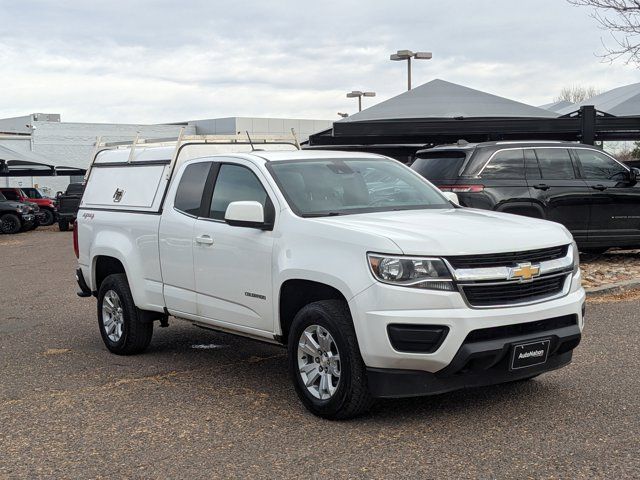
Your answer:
[312,208,573,256]
[1,201,26,210]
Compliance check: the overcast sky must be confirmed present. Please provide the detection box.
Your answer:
[0,0,637,124]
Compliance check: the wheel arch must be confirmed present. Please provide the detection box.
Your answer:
[495,200,546,219]
[278,278,352,345]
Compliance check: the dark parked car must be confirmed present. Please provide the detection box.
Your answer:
[411,141,640,253]
[20,187,58,226]
[56,183,84,231]
[0,187,48,227]
[0,191,36,234]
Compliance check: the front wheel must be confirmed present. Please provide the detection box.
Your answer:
[40,208,55,226]
[97,273,153,355]
[288,300,373,420]
[0,214,21,234]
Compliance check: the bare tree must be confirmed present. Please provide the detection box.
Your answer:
[568,0,640,65]
[555,85,602,103]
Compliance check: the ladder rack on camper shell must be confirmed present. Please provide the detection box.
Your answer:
[84,129,301,182]
[80,130,301,214]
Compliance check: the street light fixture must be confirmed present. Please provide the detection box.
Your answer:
[346,90,376,112]
[389,50,432,90]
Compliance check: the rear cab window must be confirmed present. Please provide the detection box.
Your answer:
[174,162,213,216]
[66,184,85,195]
[411,150,469,181]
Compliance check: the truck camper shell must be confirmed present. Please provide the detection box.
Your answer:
[81,133,299,214]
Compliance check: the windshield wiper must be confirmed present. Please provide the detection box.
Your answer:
[303,211,345,217]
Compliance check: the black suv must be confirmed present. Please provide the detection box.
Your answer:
[0,191,36,234]
[411,141,640,252]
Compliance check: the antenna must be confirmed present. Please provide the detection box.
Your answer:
[290,128,301,150]
[245,131,256,151]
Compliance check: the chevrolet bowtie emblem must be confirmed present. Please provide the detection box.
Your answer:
[510,262,541,281]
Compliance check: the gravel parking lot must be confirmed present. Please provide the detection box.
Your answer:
[1,229,639,479]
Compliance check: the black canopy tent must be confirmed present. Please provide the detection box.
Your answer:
[0,160,86,177]
[0,145,86,177]
[306,80,640,160]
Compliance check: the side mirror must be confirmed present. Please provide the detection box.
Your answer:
[629,167,640,184]
[225,201,271,229]
[441,191,460,205]
[56,191,63,198]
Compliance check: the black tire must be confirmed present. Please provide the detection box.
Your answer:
[40,208,55,226]
[97,273,153,355]
[288,299,373,420]
[0,213,21,234]
[58,219,69,231]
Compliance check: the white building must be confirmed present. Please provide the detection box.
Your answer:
[0,113,331,193]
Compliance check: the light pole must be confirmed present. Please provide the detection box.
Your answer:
[346,91,376,112]
[389,50,432,90]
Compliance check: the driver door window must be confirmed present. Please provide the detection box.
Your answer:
[575,150,628,182]
[208,164,271,221]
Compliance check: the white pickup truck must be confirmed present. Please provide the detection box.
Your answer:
[75,141,585,419]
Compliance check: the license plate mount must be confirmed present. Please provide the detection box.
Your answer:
[510,339,550,370]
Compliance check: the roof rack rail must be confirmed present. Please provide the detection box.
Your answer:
[99,132,301,149]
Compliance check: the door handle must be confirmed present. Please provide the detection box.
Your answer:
[591,184,607,191]
[195,235,214,245]
[532,184,550,191]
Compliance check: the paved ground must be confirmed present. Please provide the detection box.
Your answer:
[581,248,640,289]
[1,228,639,479]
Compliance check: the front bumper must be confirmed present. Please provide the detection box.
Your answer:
[21,213,35,225]
[367,320,579,398]
[349,271,585,376]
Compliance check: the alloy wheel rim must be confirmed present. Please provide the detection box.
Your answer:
[102,290,124,342]
[1,217,18,233]
[297,325,341,400]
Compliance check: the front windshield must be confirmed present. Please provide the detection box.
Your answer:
[0,192,6,201]
[269,158,450,217]
[25,188,44,199]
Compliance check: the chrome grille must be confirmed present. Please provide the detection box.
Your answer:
[446,244,575,308]
[447,245,569,269]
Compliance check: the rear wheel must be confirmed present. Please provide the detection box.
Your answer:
[288,300,373,420]
[40,208,55,226]
[0,214,21,234]
[58,219,69,231]
[97,274,153,355]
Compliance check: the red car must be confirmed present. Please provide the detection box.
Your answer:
[0,187,57,226]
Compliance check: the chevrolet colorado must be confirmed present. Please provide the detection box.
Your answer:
[76,145,585,419]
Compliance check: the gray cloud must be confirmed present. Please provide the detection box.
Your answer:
[0,0,637,123]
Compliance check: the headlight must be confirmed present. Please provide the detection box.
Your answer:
[368,254,455,291]
[571,241,580,275]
